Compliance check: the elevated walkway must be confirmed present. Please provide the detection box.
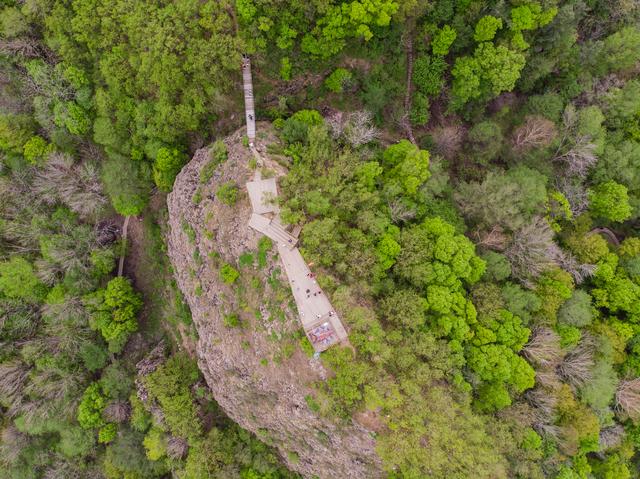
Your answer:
[241,56,256,145]
[277,243,348,350]
[248,213,297,249]
[241,55,348,352]
[246,177,279,214]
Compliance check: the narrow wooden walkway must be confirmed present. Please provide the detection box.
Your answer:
[248,213,297,249]
[241,55,256,145]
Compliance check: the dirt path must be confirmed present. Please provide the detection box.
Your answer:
[117,215,130,276]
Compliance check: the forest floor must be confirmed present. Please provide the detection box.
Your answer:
[122,193,198,357]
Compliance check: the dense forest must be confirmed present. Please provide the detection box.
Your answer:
[2,0,640,477]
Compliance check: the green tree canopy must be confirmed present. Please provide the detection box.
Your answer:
[474,16,503,42]
[589,180,633,222]
[87,276,142,352]
[395,217,486,289]
[455,166,548,231]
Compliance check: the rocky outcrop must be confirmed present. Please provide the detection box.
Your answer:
[166,126,383,478]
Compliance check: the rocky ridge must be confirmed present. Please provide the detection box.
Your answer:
[166,125,383,478]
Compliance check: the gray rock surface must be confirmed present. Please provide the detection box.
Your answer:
[166,126,383,478]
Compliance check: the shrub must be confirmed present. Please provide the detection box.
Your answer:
[0,7,29,38]
[325,68,353,93]
[103,429,164,478]
[100,362,134,400]
[98,423,118,443]
[281,109,323,145]
[455,165,548,232]
[216,182,239,206]
[481,251,512,281]
[90,249,117,278]
[77,382,107,429]
[153,147,186,192]
[80,343,109,372]
[413,55,447,97]
[432,25,457,56]
[557,324,581,349]
[305,394,321,413]
[143,354,202,439]
[143,427,167,460]
[239,252,254,268]
[23,136,52,164]
[102,153,149,216]
[129,393,152,433]
[535,268,574,324]
[58,426,96,457]
[88,277,143,353]
[410,92,430,126]
[557,290,593,327]
[521,428,543,451]
[468,120,503,163]
[223,313,240,328]
[280,57,292,81]
[0,113,35,157]
[0,257,47,302]
[200,140,227,184]
[53,101,91,135]
[475,382,511,412]
[526,93,565,122]
[580,359,618,411]
[220,263,240,284]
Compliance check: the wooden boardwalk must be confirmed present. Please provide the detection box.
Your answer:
[241,56,256,145]
[246,177,279,214]
[240,56,347,351]
[248,213,297,249]
[247,202,349,350]
[277,243,349,347]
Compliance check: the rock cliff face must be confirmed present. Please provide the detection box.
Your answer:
[166,126,383,479]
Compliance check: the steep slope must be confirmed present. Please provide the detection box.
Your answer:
[166,125,383,478]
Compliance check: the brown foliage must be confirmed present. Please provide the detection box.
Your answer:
[505,217,561,281]
[0,425,28,465]
[166,436,189,459]
[473,225,508,251]
[526,387,558,433]
[616,378,640,422]
[430,124,465,159]
[104,400,131,423]
[0,361,28,408]
[599,425,625,450]
[557,337,596,388]
[0,38,42,58]
[388,199,416,223]
[523,328,563,368]
[556,178,590,217]
[556,252,596,285]
[512,116,557,152]
[136,341,166,376]
[327,110,379,147]
[33,152,107,220]
[553,136,598,178]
